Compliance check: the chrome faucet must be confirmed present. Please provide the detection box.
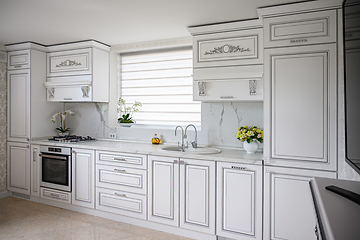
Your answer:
[185,124,198,148]
[175,125,185,152]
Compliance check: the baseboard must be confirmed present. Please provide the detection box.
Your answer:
[0,191,10,199]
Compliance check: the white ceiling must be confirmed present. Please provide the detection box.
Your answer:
[0,0,306,47]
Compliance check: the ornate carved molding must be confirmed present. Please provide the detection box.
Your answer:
[48,88,55,98]
[249,80,257,95]
[198,82,206,96]
[56,59,82,68]
[81,86,90,98]
[204,44,251,55]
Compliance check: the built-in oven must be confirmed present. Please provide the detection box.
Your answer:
[40,145,72,192]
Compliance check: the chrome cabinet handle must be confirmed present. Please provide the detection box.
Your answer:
[50,193,60,198]
[114,158,127,162]
[39,154,67,160]
[63,98,73,100]
[231,166,246,170]
[220,96,234,99]
[314,225,319,239]
[114,168,126,173]
[114,192,127,198]
[33,149,38,162]
[33,149,38,192]
[290,38,308,43]
[14,65,22,68]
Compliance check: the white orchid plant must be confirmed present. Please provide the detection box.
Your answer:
[117,98,142,123]
[51,109,75,133]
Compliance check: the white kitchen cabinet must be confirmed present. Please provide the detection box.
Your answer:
[180,158,215,235]
[7,49,30,70]
[45,41,110,102]
[148,155,179,227]
[216,162,262,240]
[72,148,95,209]
[263,10,337,48]
[7,142,30,195]
[6,44,63,142]
[148,156,215,235]
[264,44,337,171]
[7,69,30,142]
[263,166,336,240]
[96,150,147,169]
[30,144,40,197]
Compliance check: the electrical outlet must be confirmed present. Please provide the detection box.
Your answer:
[109,133,116,139]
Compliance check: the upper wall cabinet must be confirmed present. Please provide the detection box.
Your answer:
[188,20,264,102]
[7,50,31,70]
[263,10,337,48]
[44,40,110,102]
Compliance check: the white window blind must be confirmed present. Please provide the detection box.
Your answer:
[120,48,201,126]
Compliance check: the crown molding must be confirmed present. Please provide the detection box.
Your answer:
[111,37,192,53]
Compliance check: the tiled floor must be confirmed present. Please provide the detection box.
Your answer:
[0,196,194,240]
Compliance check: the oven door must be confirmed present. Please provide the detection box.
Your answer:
[40,153,71,192]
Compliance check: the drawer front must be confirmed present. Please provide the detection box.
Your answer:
[194,79,263,102]
[96,151,147,169]
[40,187,71,204]
[96,187,146,220]
[96,164,147,194]
[47,48,92,77]
[8,50,30,70]
[264,10,337,48]
[193,28,263,68]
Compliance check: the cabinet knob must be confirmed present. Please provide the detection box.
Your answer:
[174,160,178,164]
[180,160,185,165]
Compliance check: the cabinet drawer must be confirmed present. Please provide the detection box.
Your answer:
[194,79,263,102]
[193,28,263,68]
[40,187,71,204]
[96,151,147,169]
[96,164,147,195]
[47,48,92,77]
[96,187,146,220]
[8,50,30,70]
[264,10,337,47]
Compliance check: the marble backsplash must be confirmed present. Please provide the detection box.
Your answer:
[64,102,263,149]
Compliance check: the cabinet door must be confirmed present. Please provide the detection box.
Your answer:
[30,145,40,197]
[47,48,92,77]
[7,142,30,195]
[180,158,215,235]
[217,162,262,240]
[263,166,336,240]
[148,155,179,227]
[7,69,30,142]
[264,44,337,171]
[7,50,30,70]
[72,149,95,208]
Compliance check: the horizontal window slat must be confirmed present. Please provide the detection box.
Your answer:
[121,51,192,64]
[133,112,201,121]
[139,103,201,113]
[122,59,192,72]
[123,95,195,104]
[135,120,201,126]
[122,86,193,96]
[121,77,193,88]
[122,68,192,80]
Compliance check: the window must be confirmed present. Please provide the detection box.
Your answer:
[120,48,201,126]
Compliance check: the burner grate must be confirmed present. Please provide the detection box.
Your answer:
[48,135,96,143]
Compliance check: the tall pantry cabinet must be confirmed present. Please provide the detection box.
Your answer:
[258,1,342,239]
[6,43,62,195]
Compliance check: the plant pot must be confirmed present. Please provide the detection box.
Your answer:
[119,123,134,127]
[243,140,258,154]
[58,132,70,136]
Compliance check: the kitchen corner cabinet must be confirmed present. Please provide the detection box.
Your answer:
[7,142,30,195]
[30,144,40,197]
[216,162,262,240]
[72,148,95,209]
[264,44,337,171]
[263,166,336,240]
[148,156,215,235]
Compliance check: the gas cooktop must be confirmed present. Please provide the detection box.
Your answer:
[48,135,96,143]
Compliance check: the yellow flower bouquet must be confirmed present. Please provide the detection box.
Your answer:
[236,126,263,143]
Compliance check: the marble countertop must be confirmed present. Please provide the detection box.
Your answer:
[31,139,263,165]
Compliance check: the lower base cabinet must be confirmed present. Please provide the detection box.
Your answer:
[263,166,337,240]
[72,148,95,208]
[217,162,263,240]
[7,142,30,195]
[148,155,215,235]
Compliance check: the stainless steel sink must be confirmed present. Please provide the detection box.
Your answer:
[159,146,221,154]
